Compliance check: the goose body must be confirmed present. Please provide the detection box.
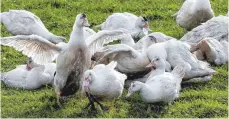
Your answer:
[1,59,56,90]
[194,38,228,65]
[83,61,127,99]
[146,39,216,80]
[174,0,214,31]
[0,10,65,44]
[126,66,185,104]
[98,12,151,39]
[0,13,129,98]
[180,16,228,43]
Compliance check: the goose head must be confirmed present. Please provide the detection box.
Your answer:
[126,81,143,98]
[135,16,151,32]
[26,57,40,71]
[83,70,96,92]
[146,57,166,70]
[74,13,90,28]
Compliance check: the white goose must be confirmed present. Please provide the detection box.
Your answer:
[96,43,172,74]
[121,32,173,50]
[82,61,127,110]
[0,10,65,44]
[180,15,228,43]
[1,58,56,89]
[146,39,216,80]
[126,65,185,112]
[194,37,228,65]
[173,0,214,31]
[125,57,168,86]
[97,12,151,39]
[0,13,128,104]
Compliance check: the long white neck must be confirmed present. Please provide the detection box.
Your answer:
[148,67,165,79]
[68,24,85,46]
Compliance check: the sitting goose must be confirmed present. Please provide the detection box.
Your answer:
[194,38,228,65]
[0,13,128,105]
[126,65,185,112]
[121,32,174,50]
[0,10,65,44]
[82,61,127,111]
[125,57,168,86]
[173,0,214,32]
[146,39,216,80]
[97,12,151,39]
[180,15,228,43]
[1,58,56,89]
[96,44,172,74]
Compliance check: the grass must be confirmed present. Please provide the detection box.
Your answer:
[0,0,228,118]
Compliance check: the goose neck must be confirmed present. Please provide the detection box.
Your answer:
[68,26,85,46]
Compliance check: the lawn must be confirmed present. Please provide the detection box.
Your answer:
[0,0,228,118]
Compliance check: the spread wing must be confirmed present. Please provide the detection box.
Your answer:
[1,35,62,65]
[96,44,140,64]
[86,29,129,57]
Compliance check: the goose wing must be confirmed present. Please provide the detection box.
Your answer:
[86,29,129,57]
[96,44,140,64]
[1,35,62,65]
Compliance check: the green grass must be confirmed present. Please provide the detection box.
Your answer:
[1,0,228,118]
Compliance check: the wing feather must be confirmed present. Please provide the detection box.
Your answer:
[1,35,62,65]
[86,29,129,56]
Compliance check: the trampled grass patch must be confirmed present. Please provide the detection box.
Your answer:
[1,0,228,118]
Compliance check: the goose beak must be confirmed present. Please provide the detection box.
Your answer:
[125,91,132,98]
[143,23,151,32]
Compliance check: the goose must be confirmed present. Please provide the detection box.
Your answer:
[0,10,65,44]
[146,39,216,80]
[0,13,129,105]
[122,32,174,50]
[180,15,228,43]
[126,65,185,112]
[1,58,56,89]
[82,61,127,111]
[125,57,167,86]
[173,0,214,32]
[194,38,228,65]
[97,12,151,39]
[96,43,172,74]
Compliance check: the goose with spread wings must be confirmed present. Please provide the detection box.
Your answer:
[0,13,129,104]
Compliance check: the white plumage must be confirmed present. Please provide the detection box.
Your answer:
[180,16,228,43]
[98,12,151,39]
[194,38,228,65]
[1,59,56,89]
[146,39,216,80]
[174,0,214,31]
[0,10,65,44]
[0,13,129,98]
[82,61,127,99]
[126,65,185,104]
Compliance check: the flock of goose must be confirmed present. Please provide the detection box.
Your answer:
[0,0,228,112]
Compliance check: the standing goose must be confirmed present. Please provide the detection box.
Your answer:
[126,65,185,112]
[173,0,214,32]
[0,10,65,44]
[1,58,56,89]
[97,12,151,39]
[0,13,128,104]
[82,61,127,111]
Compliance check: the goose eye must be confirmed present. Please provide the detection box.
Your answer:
[132,84,135,87]
[156,58,159,61]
